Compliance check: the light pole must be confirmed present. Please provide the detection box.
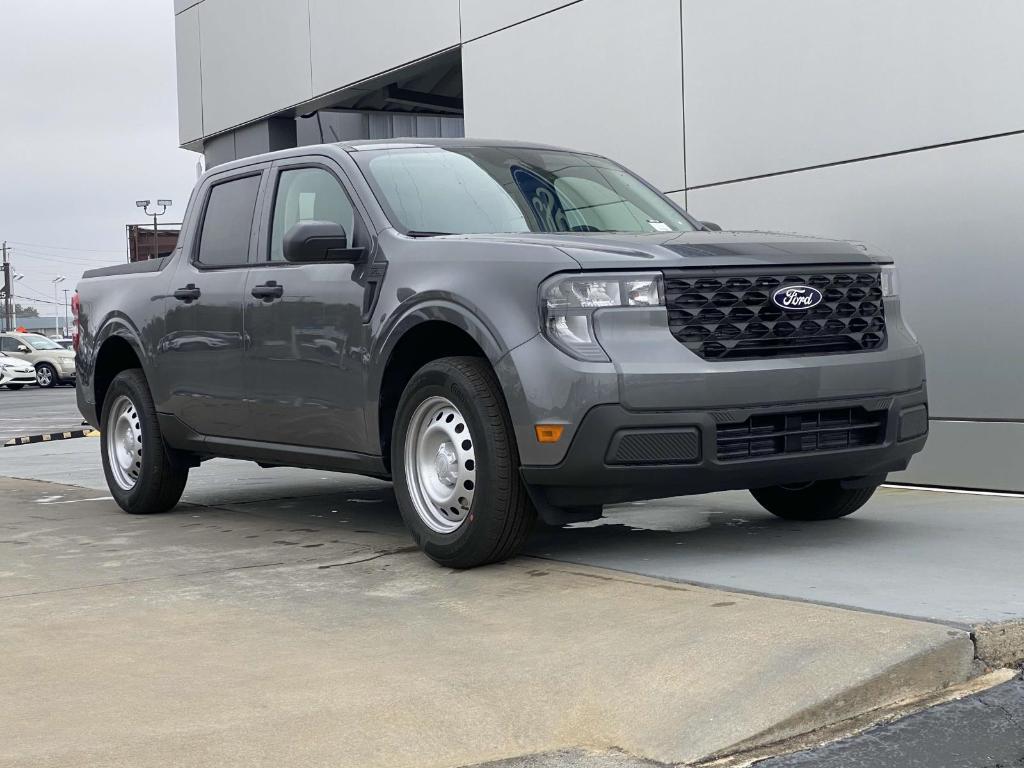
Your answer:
[136,199,173,261]
[10,272,24,330]
[63,288,71,337]
[51,276,66,337]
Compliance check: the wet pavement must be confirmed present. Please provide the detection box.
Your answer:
[4,388,1024,765]
[6,431,1022,631]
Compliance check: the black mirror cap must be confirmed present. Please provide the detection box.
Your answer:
[282,220,360,263]
[701,221,723,232]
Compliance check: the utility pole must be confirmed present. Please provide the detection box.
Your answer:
[1,241,12,333]
[51,276,66,337]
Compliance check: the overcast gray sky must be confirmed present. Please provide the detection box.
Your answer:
[0,0,197,317]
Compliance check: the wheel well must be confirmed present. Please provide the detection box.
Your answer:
[379,322,488,470]
[94,337,142,421]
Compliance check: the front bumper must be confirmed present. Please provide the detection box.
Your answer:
[521,386,928,509]
[1,370,37,385]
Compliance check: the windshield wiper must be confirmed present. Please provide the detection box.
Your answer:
[405,230,455,237]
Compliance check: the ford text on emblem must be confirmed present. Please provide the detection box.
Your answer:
[771,285,824,310]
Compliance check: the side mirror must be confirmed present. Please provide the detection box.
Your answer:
[701,221,722,232]
[16,345,30,353]
[282,220,362,263]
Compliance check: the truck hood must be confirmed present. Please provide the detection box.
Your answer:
[454,230,886,270]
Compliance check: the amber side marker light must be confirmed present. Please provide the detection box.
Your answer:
[535,424,565,443]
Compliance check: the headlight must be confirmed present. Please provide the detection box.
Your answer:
[541,272,664,361]
[880,265,899,297]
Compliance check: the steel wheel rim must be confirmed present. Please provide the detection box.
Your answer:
[404,396,477,534]
[106,395,143,491]
[37,366,52,386]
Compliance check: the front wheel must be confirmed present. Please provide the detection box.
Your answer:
[392,356,535,568]
[100,369,189,514]
[751,479,878,521]
[35,363,57,388]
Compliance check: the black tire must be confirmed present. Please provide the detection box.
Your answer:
[751,480,878,521]
[100,368,188,514]
[5,384,25,390]
[35,363,58,388]
[392,356,536,568]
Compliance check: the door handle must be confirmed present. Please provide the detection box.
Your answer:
[173,284,201,303]
[251,281,284,300]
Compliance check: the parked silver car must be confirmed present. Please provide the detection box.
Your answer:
[0,332,76,387]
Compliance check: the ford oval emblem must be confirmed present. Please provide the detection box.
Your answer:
[771,285,823,310]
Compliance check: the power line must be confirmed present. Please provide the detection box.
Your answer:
[12,248,120,264]
[6,240,122,255]
[14,294,62,306]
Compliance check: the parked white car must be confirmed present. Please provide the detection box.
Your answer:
[0,353,37,390]
[0,332,76,388]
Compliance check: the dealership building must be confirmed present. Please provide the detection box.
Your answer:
[174,0,1022,492]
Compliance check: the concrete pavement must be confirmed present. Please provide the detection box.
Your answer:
[1,475,976,766]
[6,437,1023,661]
[4,393,1023,765]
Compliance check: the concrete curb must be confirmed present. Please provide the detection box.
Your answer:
[973,620,1024,668]
[699,630,976,762]
[3,428,98,447]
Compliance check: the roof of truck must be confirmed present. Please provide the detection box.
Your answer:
[337,137,583,154]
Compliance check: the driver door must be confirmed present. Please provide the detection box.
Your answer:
[239,157,373,452]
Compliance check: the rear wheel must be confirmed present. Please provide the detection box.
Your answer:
[392,356,535,568]
[100,369,188,514]
[751,479,878,521]
[35,363,57,388]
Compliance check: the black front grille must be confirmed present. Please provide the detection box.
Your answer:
[663,268,886,360]
[716,406,887,462]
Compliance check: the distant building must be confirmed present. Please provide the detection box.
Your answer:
[126,224,181,263]
[8,315,68,337]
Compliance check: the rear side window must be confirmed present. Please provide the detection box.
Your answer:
[196,174,261,267]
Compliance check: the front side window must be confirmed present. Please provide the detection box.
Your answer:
[357,146,695,236]
[197,174,262,267]
[269,167,356,261]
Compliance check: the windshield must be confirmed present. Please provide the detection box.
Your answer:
[358,146,696,236]
[24,335,62,350]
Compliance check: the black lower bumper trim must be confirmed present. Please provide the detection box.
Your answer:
[521,387,928,508]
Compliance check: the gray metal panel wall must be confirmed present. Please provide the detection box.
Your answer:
[462,0,686,191]
[173,7,203,144]
[678,0,1024,491]
[197,0,313,136]
[308,0,459,96]
[294,111,465,147]
[175,0,461,144]
[681,0,1024,187]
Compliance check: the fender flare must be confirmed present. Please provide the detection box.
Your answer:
[89,315,153,404]
[365,298,515,453]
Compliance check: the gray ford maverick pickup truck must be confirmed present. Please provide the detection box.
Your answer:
[76,139,927,567]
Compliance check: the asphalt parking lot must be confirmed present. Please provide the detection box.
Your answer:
[2,388,1023,766]
[0,383,83,441]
